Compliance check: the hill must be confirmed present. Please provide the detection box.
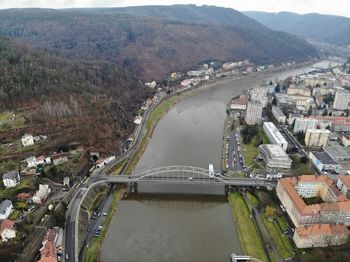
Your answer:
[0,37,147,154]
[0,6,317,80]
[244,11,350,46]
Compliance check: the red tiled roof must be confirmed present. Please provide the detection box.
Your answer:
[0,219,15,235]
[296,224,349,238]
[340,176,350,188]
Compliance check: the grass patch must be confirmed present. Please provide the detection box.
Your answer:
[290,155,312,175]
[0,178,35,199]
[228,192,267,261]
[9,210,20,220]
[0,111,26,131]
[262,216,294,260]
[109,159,127,175]
[241,126,268,167]
[246,192,259,208]
[303,197,324,205]
[85,189,123,262]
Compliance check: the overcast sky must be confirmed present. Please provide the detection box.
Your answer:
[1,0,350,17]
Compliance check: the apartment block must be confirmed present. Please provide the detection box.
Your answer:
[305,129,331,147]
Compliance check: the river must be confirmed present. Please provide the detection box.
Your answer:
[101,61,337,262]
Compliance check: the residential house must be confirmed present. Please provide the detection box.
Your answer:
[2,170,20,188]
[32,185,51,204]
[0,219,16,242]
[21,134,34,147]
[52,152,68,166]
[0,200,13,220]
[342,135,350,147]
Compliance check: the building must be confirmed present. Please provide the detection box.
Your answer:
[333,90,350,110]
[337,176,350,198]
[287,113,301,126]
[63,177,70,187]
[293,224,349,248]
[258,144,292,169]
[230,95,247,110]
[52,152,68,166]
[2,170,20,188]
[33,185,51,204]
[272,106,286,124]
[293,117,317,133]
[309,151,341,174]
[0,219,16,242]
[263,122,288,151]
[21,134,34,147]
[342,135,350,147]
[277,176,350,227]
[305,129,331,147]
[250,87,268,107]
[38,227,63,262]
[0,200,13,220]
[245,100,263,125]
[95,156,116,168]
[314,116,350,132]
[287,86,311,97]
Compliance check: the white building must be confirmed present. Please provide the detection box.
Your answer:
[245,100,263,125]
[271,106,286,124]
[293,117,318,133]
[337,176,350,197]
[263,122,288,151]
[2,170,20,188]
[32,185,51,204]
[259,144,292,169]
[21,134,34,147]
[333,90,350,110]
[342,135,350,147]
[96,156,116,168]
[0,200,13,220]
[309,151,340,174]
[305,129,331,147]
[0,219,16,242]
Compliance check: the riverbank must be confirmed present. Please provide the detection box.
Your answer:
[85,189,124,262]
[228,192,267,261]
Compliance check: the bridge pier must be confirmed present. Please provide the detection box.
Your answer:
[129,182,138,194]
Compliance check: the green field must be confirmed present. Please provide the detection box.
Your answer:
[0,111,26,131]
[241,126,268,167]
[228,192,267,261]
[290,155,312,175]
[262,215,294,260]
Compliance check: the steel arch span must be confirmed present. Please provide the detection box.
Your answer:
[129,165,227,183]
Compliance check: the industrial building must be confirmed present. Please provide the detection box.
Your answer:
[309,151,340,174]
[258,144,292,169]
[263,122,288,151]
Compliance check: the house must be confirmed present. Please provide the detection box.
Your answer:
[16,192,33,202]
[133,115,143,125]
[0,200,13,220]
[51,152,68,166]
[26,156,38,168]
[21,134,34,147]
[342,135,350,147]
[96,156,116,168]
[63,177,70,187]
[2,170,20,188]
[0,219,16,242]
[32,185,51,204]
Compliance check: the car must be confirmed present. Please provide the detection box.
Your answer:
[91,215,96,220]
[97,212,101,217]
[98,226,104,230]
[65,254,69,260]
[188,177,193,181]
[103,212,108,216]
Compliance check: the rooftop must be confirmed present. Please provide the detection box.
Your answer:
[296,224,349,238]
[259,144,290,159]
[0,219,15,235]
[278,176,349,216]
[263,122,288,145]
[339,176,350,188]
[3,170,18,180]
[0,199,12,215]
[311,151,337,165]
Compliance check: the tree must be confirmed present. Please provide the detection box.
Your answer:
[301,156,308,164]
[275,85,280,93]
[265,206,277,220]
[307,106,313,116]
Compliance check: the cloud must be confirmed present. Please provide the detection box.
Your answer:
[0,0,349,17]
